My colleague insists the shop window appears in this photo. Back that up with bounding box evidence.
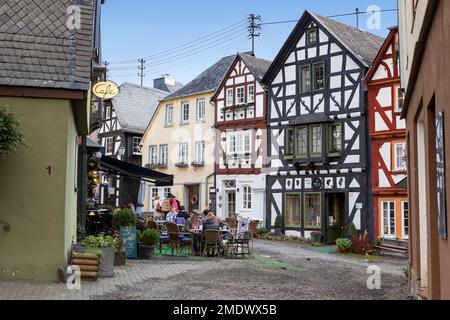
[304,193,321,229]
[285,194,301,227]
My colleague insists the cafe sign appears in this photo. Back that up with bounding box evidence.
[92,81,119,100]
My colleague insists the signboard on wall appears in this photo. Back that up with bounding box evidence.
[436,112,447,239]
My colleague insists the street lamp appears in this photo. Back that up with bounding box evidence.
[118,145,125,160]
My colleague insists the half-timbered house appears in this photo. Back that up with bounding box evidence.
[98,82,170,207]
[211,53,271,222]
[261,11,384,243]
[365,27,408,242]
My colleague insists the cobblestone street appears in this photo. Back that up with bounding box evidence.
[0,240,411,300]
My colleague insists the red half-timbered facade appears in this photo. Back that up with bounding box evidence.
[211,53,271,222]
[365,27,408,241]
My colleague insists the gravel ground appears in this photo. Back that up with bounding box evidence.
[93,240,412,300]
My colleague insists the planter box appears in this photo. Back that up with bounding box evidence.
[139,244,156,259]
[73,244,115,278]
[114,250,127,266]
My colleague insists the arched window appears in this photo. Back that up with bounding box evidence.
[243,185,252,209]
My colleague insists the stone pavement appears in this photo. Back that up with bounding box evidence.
[0,258,218,300]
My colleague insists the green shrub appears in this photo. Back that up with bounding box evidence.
[140,229,160,246]
[0,104,26,155]
[136,229,142,242]
[85,248,104,259]
[336,237,352,250]
[80,234,119,249]
[348,223,358,237]
[256,228,269,236]
[113,208,136,227]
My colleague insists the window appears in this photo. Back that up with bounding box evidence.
[285,194,301,227]
[105,105,112,119]
[165,104,173,125]
[227,131,251,154]
[296,126,308,157]
[306,28,317,45]
[226,88,234,106]
[224,180,236,189]
[395,85,404,112]
[300,65,311,94]
[394,142,406,171]
[132,137,141,155]
[313,62,325,91]
[159,144,168,166]
[243,185,252,209]
[236,86,245,105]
[195,141,205,163]
[150,188,159,210]
[304,193,321,229]
[164,187,171,198]
[196,99,205,121]
[402,201,409,238]
[329,124,343,155]
[179,143,188,164]
[181,102,189,123]
[310,125,322,156]
[247,84,255,103]
[148,145,157,165]
[105,137,114,155]
[285,128,295,156]
[382,201,396,237]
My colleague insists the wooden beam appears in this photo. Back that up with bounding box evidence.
[0,85,87,100]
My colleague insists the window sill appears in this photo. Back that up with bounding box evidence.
[328,152,342,158]
[191,162,205,167]
[164,124,173,128]
[175,163,189,168]
[195,119,206,123]
[179,122,190,126]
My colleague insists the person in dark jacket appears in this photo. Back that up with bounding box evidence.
[176,206,190,220]
[203,212,220,231]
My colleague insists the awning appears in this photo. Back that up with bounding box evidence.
[99,156,173,186]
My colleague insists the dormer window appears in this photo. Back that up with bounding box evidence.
[307,28,318,45]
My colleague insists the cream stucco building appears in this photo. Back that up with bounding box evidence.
[141,54,235,214]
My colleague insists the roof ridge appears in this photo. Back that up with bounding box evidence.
[120,82,170,94]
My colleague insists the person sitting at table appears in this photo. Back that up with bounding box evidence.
[203,212,220,231]
[166,206,178,222]
[185,211,202,256]
[177,206,190,220]
[216,216,229,230]
[202,209,211,223]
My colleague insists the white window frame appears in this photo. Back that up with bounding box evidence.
[195,141,205,163]
[382,201,396,238]
[196,99,205,121]
[395,84,404,113]
[179,143,188,164]
[236,86,245,105]
[394,142,406,171]
[226,88,234,107]
[132,137,142,155]
[148,145,157,165]
[402,201,409,239]
[242,185,252,210]
[105,105,112,120]
[247,84,255,103]
[105,137,114,155]
[227,131,251,154]
[181,102,190,124]
[159,144,168,166]
[165,104,173,125]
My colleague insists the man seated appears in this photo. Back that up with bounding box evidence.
[203,212,220,231]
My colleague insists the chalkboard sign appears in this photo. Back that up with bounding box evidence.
[120,226,138,259]
[209,187,216,214]
[436,112,447,239]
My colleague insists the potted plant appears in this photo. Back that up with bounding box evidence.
[336,237,352,253]
[310,231,322,243]
[138,229,160,259]
[75,234,119,277]
[274,214,283,236]
[114,208,138,259]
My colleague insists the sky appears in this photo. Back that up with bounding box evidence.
[101,0,398,87]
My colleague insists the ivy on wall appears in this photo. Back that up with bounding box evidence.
[0,104,26,155]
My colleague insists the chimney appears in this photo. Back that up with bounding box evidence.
[153,74,176,91]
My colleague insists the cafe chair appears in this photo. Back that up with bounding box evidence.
[234,231,253,259]
[166,222,193,256]
[202,230,221,258]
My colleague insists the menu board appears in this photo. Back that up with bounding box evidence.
[120,226,138,259]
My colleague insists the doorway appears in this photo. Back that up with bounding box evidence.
[326,193,345,244]
[226,191,236,217]
[187,184,200,213]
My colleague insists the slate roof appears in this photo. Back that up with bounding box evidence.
[0,0,95,91]
[239,53,272,82]
[158,81,184,94]
[310,12,385,67]
[112,82,169,134]
[163,54,237,101]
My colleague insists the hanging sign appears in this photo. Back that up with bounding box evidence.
[92,81,119,100]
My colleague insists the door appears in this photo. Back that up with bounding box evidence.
[326,193,345,244]
[187,185,200,213]
[381,201,396,238]
[226,191,236,217]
